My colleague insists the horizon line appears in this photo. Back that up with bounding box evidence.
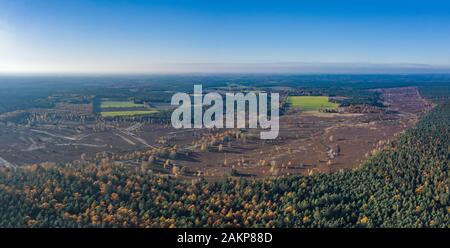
[2,62,450,76]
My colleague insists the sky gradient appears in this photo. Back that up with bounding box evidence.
[1,0,450,74]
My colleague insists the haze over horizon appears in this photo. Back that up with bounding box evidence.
[1,0,450,74]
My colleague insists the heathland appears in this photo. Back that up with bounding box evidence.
[0,74,449,227]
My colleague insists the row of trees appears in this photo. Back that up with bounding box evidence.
[0,102,449,227]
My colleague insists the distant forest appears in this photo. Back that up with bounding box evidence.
[1,74,450,114]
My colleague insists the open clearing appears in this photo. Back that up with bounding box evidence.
[288,96,339,111]
[99,99,158,117]
[0,87,432,181]
[100,110,158,117]
[100,100,144,108]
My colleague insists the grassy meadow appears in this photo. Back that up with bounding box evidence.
[287,96,339,111]
[99,100,158,117]
[100,101,144,108]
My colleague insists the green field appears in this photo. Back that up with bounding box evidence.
[100,100,144,108]
[100,110,158,117]
[287,96,339,111]
[99,100,158,117]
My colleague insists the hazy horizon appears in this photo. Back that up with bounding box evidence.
[2,62,450,76]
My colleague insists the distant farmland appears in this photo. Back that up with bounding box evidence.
[100,101,144,109]
[100,110,158,117]
[99,100,158,117]
[287,96,339,111]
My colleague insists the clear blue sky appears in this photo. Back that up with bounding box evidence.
[1,0,450,73]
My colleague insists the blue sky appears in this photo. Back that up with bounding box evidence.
[1,0,450,73]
